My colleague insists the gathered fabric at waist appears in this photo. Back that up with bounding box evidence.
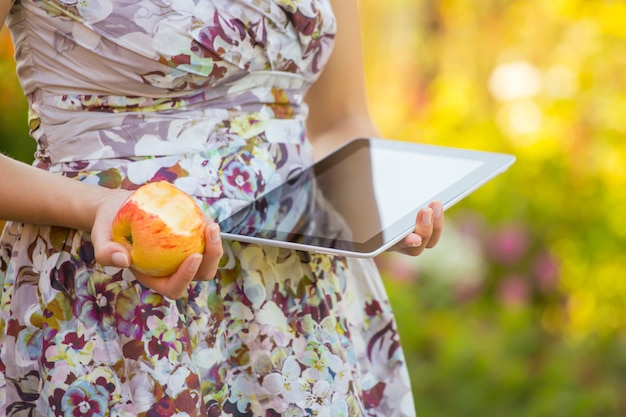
[56,137,315,224]
[29,72,311,167]
[33,106,308,167]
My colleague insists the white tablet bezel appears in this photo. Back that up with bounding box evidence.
[218,138,516,257]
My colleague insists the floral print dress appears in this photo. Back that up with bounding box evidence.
[0,1,416,416]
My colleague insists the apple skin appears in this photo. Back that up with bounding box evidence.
[111,181,206,277]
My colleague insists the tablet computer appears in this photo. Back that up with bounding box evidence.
[218,138,516,257]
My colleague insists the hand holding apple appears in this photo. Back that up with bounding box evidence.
[111,181,207,277]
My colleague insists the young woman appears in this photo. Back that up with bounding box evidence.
[0,0,443,415]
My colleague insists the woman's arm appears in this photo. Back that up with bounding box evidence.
[1,1,13,28]
[0,153,124,231]
[306,0,378,161]
[306,0,444,256]
[1,2,222,298]
[0,154,223,299]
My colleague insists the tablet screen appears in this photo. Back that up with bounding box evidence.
[314,144,483,244]
[219,138,515,256]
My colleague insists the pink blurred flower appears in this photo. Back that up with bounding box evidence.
[487,224,530,265]
[454,279,483,304]
[498,274,530,307]
[456,211,488,241]
[532,250,560,292]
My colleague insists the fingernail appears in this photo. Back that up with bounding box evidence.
[433,203,443,219]
[112,252,130,268]
[421,210,433,226]
[407,236,423,247]
[189,254,202,272]
[210,224,221,242]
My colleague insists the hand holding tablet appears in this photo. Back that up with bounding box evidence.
[219,138,516,257]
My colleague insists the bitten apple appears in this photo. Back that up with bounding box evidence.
[111,181,206,277]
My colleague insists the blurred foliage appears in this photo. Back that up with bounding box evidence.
[2,0,626,414]
[0,26,33,163]
[360,0,626,415]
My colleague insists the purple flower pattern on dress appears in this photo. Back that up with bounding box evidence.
[61,380,109,417]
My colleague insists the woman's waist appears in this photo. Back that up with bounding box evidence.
[54,140,314,222]
[33,104,309,166]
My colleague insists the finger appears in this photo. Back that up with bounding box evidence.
[391,232,424,257]
[390,208,434,257]
[411,207,435,255]
[91,214,131,268]
[402,231,422,248]
[194,222,223,281]
[426,200,444,249]
[133,254,202,300]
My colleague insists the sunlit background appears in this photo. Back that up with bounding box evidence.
[2,1,626,415]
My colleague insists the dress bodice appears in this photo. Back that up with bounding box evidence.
[7,0,336,165]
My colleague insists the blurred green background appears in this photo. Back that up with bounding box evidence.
[2,0,626,415]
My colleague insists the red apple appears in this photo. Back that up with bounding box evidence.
[111,181,206,277]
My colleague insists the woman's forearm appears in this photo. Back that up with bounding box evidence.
[0,153,113,231]
[1,2,13,28]
[308,115,380,161]
[305,0,380,161]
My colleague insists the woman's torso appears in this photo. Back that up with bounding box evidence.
[7,0,336,220]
